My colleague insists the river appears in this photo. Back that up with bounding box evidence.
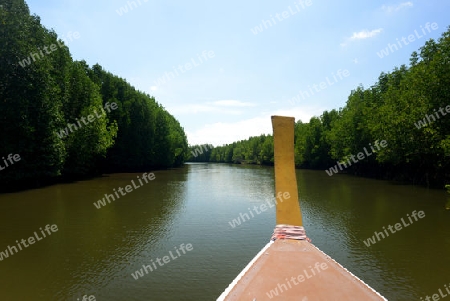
[0,163,449,301]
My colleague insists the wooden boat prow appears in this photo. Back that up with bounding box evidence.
[217,116,387,301]
[218,239,386,300]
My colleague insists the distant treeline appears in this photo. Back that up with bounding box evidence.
[0,0,188,190]
[188,137,273,165]
[188,27,450,187]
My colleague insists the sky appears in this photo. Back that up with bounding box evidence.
[26,0,449,146]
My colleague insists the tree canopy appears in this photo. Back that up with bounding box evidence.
[0,0,188,190]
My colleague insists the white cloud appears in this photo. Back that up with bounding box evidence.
[186,116,271,146]
[270,106,326,122]
[167,100,256,115]
[186,105,326,146]
[382,2,413,13]
[210,100,256,107]
[341,28,383,47]
[350,28,383,40]
[167,103,242,115]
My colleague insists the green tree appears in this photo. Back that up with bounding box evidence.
[0,0,65,186]
[61,61,117,176]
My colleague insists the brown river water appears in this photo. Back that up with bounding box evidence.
[0,163,449,301]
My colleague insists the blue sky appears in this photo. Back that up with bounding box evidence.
[26,0,449,146]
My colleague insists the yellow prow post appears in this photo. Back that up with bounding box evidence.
[271,115,303,226]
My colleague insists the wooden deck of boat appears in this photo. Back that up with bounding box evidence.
[219,239,386,301]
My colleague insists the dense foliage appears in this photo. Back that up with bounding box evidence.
[188,27,450,187]
[189,136,274,165]
[0,0,188,189]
